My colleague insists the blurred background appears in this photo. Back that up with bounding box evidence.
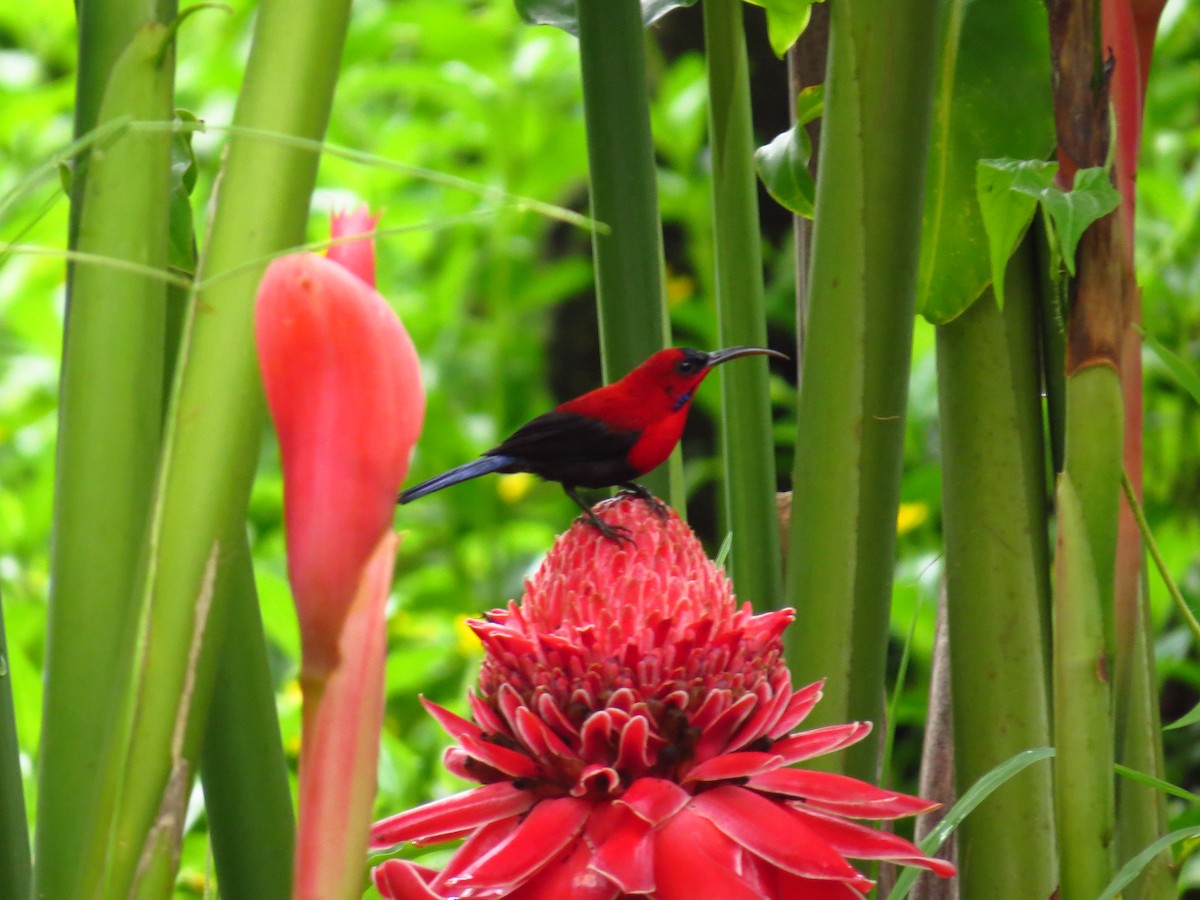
[2,0,1198,892]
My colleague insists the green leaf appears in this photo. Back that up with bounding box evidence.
[891,747,1056,899]
[1138,325,1200,407]
[1163,700,1200,732]
[976,158,1056,309]
[515,0,698,35]
[642,0,699,25]
[1098,827,1200,900]
[754,84,823,218]
[1114,763,1200,804]
[916,0,1054,324]
[742,0,821,57]
[1024,167,1120,276]
[514,0,577,32]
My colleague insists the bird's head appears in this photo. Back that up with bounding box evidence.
[633,346,787,414]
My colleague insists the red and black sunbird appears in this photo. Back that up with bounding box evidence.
[399,346,785,540]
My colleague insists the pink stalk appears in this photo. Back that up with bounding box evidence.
[293,531,396,900]
[256,207,424,899]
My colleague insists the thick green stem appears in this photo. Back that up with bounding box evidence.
[701,0,782,610]
[36,20,174,900]
[785,0,942,777]
[200,537,295,900]
[936,267,1057,896]
[1054,472,1115,900]
[0,593,30,900]
[67,0,163,249]
[93,1,354,895]
[576,0,673,504]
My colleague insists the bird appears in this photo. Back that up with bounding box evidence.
[399,346,786,541]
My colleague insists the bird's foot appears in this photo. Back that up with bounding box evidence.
[579,507,635,545]
[618,483,670,520]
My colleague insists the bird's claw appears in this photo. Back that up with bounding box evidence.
[618,483,670,520]
[580,510,636,545]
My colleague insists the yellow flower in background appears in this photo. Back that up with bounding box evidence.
[897,501,929,535]
[453,613,482,656]
[666,268,695,307]
[497,472,535,504]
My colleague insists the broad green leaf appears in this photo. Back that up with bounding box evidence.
[1022,167,1120,276]
[515,0,697,35]
[917,0,1054,324]
[1139,325,1200,406]
[754,85,824,218]
[742,0,821,57]
[976,158,1056,309]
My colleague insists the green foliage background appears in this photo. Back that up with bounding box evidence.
[2,0,1199,893]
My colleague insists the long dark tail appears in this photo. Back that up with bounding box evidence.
[399,455,517,503]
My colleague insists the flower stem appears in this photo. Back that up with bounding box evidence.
[701,0,782,610]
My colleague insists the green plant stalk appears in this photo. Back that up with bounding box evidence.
[200,536,295,900]
[935,270,1057,894]
[35,22,174,900]
[1063,365,1122,644]
[94,0,355,894]
[1054,472,1115,899]
[576,0,673,505]
[701,0,782,610]
[67,0,167,249]
[0,592,30,900]
[1113,569,1173,898]
[784,0,942,777]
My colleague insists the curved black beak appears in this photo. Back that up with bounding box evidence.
[703,346,789,368]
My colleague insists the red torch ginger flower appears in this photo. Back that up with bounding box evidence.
[371,496,954,899]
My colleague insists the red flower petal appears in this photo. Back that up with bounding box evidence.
[768,680,825,738]
[725,671,791,751]
[586,802,656,894]
[460,733,539,780]
[430,818,522,893]
[770,722,872,765]
[420,696,485,744]
[370,782,533,850]
[373,859,441,899]
[690,785,867,885]
[774,868,868,900]
[256,248,423,676]
[508,838,618,900]
[684,751,786,783]
[691,692,757,763]
[447,797,590,895]
[791,806,957,877]
[652,807,766,900]
[617,777,689,826]
[328,205,380,286]
[748,769,939,819]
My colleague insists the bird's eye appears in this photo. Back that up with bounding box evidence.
[676,358,701,375]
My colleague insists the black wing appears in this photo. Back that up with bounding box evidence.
[488,410,638,464]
